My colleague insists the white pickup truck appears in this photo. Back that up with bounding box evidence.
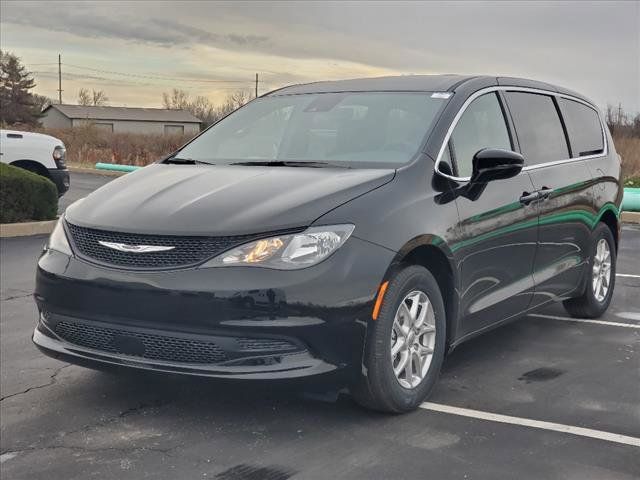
[0,129,70,196]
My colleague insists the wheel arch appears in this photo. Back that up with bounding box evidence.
[387,235,459,350]
[10,159,52,179]
[596,204,620,252]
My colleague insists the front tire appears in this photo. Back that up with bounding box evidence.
[563,223,616,318]
[351,265,446,413]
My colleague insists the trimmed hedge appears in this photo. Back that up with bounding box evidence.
[0,163,58,223]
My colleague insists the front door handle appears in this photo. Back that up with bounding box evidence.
[537,187,553,200]
[519,191,540,205]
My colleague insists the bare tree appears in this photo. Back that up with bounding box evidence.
[228,90,249,109]
[92,90,108,106]
[160,89,251,128]
[190,95,216,126]
[215,90,251,121]
[33,93,52,112]
[78,88,108,106]
[78,88,91,106]
[606,103,640,138]
[162,88,190,110]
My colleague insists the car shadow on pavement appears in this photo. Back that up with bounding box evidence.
[35,313,564,422]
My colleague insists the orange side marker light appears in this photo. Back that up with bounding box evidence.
[372,281,389,320]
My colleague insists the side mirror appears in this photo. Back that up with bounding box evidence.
[470,148,524,184]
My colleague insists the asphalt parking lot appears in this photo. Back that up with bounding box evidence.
[1,172,639,479]
[58,171,114,213]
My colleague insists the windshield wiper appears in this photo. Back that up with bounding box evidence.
[230,160,349,168]
[163,157,213,165]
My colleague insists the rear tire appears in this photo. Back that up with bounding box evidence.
[351,265,446,413]
[563,223,616,318]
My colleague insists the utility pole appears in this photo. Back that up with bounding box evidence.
[255,73,259,98]
[57,54,63,104]
[617,102,622,125]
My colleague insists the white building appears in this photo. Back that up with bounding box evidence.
[41,104,201,135]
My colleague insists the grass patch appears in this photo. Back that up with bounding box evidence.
[624,177,640,188]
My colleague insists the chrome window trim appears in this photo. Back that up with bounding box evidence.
[434,86,608,182]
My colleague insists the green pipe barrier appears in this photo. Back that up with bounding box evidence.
[623,188,640,212]
[95,162,141,173]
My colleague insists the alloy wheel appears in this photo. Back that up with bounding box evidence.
[592,238,612,302]
[390,290,436,389]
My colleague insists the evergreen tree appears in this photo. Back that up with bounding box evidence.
[0,51,42,126]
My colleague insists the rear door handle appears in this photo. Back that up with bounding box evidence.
[519,191,540,205]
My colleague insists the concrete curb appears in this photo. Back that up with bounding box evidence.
[68,166,126,177]
[1,219,57,238]
[621,211,640,224]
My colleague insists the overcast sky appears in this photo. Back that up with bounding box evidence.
[1,0,638,113]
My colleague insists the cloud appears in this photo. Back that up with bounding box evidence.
[3,3,177,46]
[2,2,269,50]
[1,1,637,112]
[148,19,269,48]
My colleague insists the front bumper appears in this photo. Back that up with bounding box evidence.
[34,236,394,380]
[48,168,70,196]
[33,319,334,379]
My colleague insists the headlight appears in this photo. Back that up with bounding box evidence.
[201,224,354,270]
[47,217,72,256]
[52,146,66,168]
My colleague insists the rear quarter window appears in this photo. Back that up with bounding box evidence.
[557,98,604,157]
[505,92,569,166]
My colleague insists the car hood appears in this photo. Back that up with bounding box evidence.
[66,164,395,235]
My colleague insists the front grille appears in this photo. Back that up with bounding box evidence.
[66,222,287,270]
[54,321,228,364]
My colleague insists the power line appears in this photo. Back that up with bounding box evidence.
[33,71,155,86]
[29,55,269,102]
[28,61,266,86]
[63,63,261,84]
[32,70,258,90]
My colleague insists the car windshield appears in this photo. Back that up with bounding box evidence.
[176,92,449,168]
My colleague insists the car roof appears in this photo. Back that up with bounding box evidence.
[264,74,595,106]
[265,75,477,95]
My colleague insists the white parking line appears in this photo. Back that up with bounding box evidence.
[617,273,640,278]
[528,313,640,329]
[420,402,640,447]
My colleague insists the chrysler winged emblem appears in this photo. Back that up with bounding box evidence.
[98,241,175,253]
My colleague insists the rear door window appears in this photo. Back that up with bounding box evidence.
[557,98,604,157]
[505,92,569,166]
[450,92,512,177]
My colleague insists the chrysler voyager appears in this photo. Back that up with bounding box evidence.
[34,75,622,412]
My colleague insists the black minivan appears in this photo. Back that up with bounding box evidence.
[34,75,622,412]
